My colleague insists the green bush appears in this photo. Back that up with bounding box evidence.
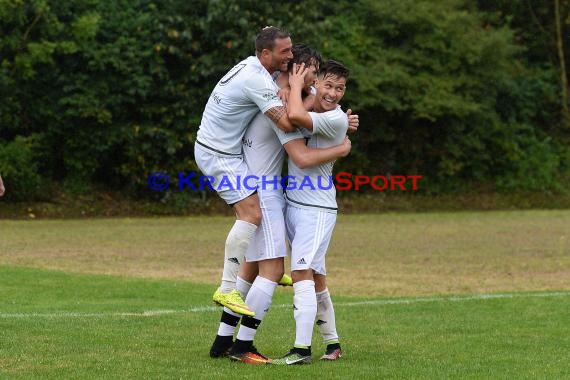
[0,136,44,201]
[0,0,567,203]
[496,132,562,192]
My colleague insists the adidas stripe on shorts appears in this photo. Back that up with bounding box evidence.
[285,204,337,275]
[244,189,288,262]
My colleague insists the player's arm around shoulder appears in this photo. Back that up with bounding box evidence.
[243,70,296,133]
[286,63,313,131]
[283,137,351,169]
[265,106,295,133]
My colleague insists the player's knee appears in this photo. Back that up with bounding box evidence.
[272,266,285,282]
[259,259,284,282]
[239,261,259,283]
[249,208,262,225]
[234,198,262,225]
[291,269,313,283]
[239,208,261,225]
[314,274,327,292]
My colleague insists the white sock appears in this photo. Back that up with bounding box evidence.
[293,280,317,348]
[236,276,253,299]
[220,220,257,292]
[316,288,339,344]
[216,277,253,336]
[236,276,277,342]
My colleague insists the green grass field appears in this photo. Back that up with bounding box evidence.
[1,211,569,378]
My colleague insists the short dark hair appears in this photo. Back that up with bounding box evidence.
[319,59,350,80]
[287,43,322,73]
[255,26,290,53]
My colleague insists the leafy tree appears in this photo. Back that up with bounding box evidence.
[0,0,567,203]
[309,0,563,192]
[477,0,570,133]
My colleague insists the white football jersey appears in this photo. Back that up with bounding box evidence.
[243,112,303,187]
[196,56,283,155]
[285,106,348,212]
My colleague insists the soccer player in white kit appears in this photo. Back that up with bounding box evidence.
[271,60,351,365]
[209,44,353,363]
[194,27,297,317]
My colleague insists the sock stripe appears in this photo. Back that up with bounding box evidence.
[240,316,261,329]
[220,310,240,326]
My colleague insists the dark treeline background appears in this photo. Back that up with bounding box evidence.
[1,0,569,203]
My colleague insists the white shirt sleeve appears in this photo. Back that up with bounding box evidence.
[309,108,348,139]
[271,122,304,145]
[243,74,283,113]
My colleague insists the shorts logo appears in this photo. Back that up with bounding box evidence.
[296,258,306,265]
[316,319,327,326]
[228,257,240,264]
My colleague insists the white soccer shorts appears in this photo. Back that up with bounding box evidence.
[194,143,258,205]
[245,189,288,262]
[285,204,337,275]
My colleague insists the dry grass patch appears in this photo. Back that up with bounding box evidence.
[1,210,569,296]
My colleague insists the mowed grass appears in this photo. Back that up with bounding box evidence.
[1,211,570,378]
[1,267,569,379]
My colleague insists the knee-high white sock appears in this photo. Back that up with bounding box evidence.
[236,276,277,342]
[216,277,253,336]
[236,276,253,301]
[316,288,339,344]
[220,220,257,292]
[293,280,317,348]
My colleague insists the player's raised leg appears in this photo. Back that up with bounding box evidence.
[209,276,254,357]
[212,193,261,317]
